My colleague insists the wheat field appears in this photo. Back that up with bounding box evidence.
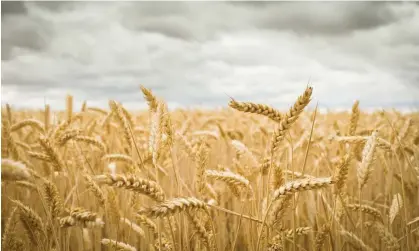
[1,86,418,251]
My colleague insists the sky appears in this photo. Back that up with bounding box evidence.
[1,1,419,111]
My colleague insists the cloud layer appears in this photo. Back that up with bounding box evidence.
[2,1,419,111]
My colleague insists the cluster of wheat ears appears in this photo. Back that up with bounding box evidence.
[1,85,418,251]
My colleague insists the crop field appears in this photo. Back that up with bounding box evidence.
[1,86,418,251]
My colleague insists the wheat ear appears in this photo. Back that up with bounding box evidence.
[195,143,209,195]
[1,207,19,249]
[2,119,20,160]
[15,181,37,191]
[187,212,212,249]
[269,195,292,226]
[109,100,134,150]
[43,180,63,219]
[229,99,282,123]
[347,204,383,222]
[271,86,313,153]
[83,174,106,207]
[140,85,159,112]
[272,177,334,201]
[1,159,31,181]
[44,104,50,131]
[56,128,83,146]
[271,163,284,191]
[282,227,311,238]
[74,135,107,153]
[205,169,252,196]
[149,101,163,165]
[87,106,108,115]
[94,174,165,201]
[176,132,196,160]
[28,151,51,161]
[348,100,360,136]
[101,238,137,251]
[364,221,400,250]
[159,101,174,147]
[334,154,351,194]
[340,230,372,251]
[137,197,208,218]
[119,104,135,129]
[389,193,403,225]
[136,214,157,236]
[102,153,134,164]
[268,227,311,249]
[66,94,73,122]
[15,140,32,151]
[39,136,65,171]
[60,207,104,228]
[120,217,145,238]
[11,200,46,245]
[11,119,45,133]
[283,170,316,179]
[357,131,377,189]
[315,224,330,251]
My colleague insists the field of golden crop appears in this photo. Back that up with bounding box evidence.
[1,86,418,251]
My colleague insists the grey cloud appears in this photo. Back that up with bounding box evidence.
[119,2,231,41]
[121,2,189,17]
[1,1,418,110]
[1,1,27,18]
[251,2,409,35]
[1,2,53,60]
[1,24,51,60]
[126,16,204,41]
[32,1,76,12]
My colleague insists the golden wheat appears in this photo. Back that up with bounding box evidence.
[1,85,417,251]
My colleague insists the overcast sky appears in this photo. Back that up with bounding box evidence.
[2,1,419,111]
